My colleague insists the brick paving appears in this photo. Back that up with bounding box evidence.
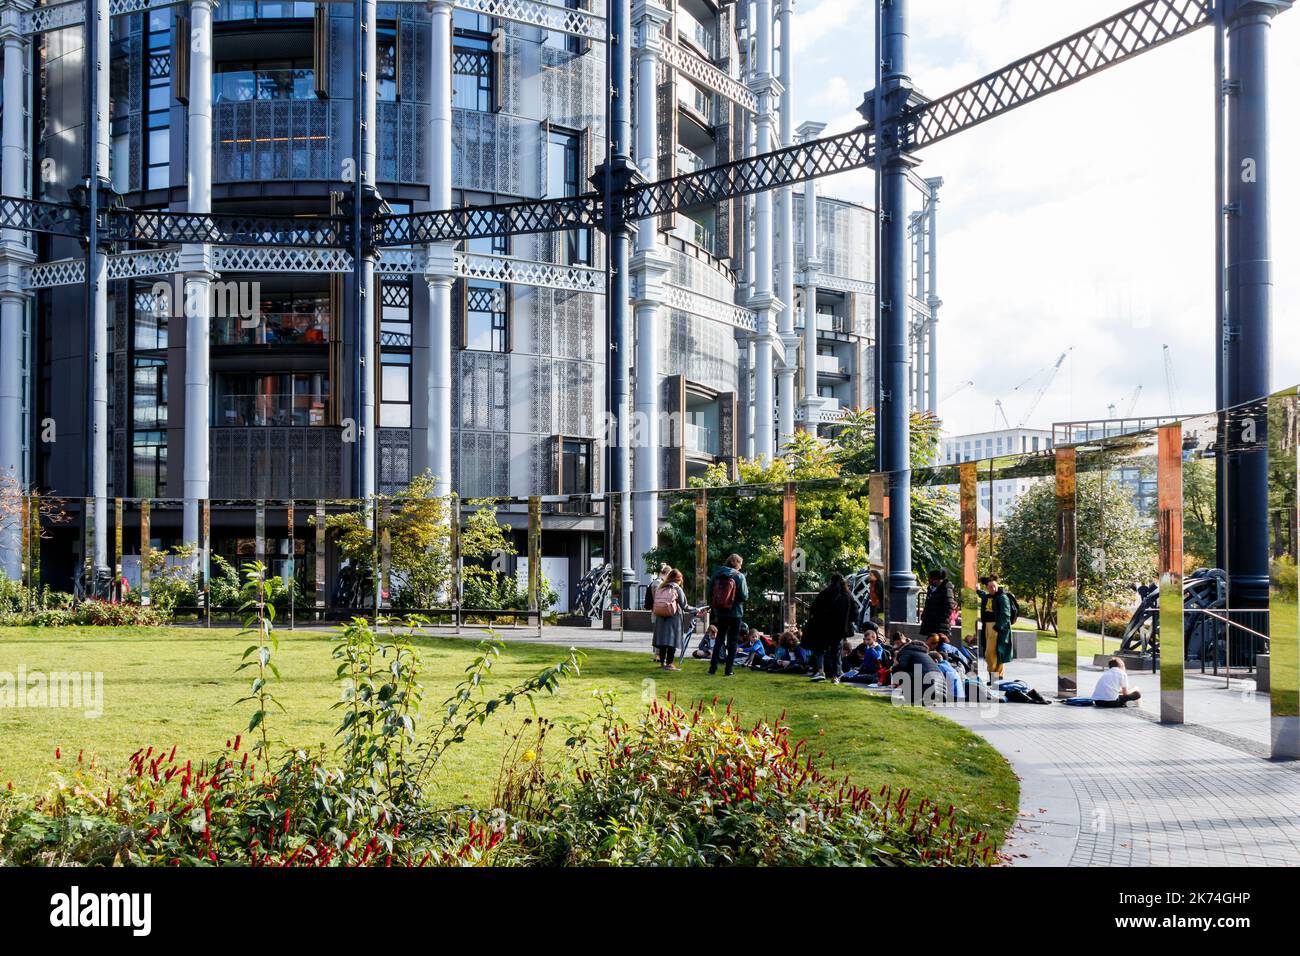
[942,655,1300,866]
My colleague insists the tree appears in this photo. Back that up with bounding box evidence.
[319,471,516,609]
[644,410,959,601]
[1182,458,1217,568]
[998,471,1156,633]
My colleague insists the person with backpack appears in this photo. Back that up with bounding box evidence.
[985,575,1017,680]
[707,554,750,677]
[651,568,697,670]
[919,568,957,641]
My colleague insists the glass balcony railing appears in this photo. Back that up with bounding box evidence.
[214,392,328,428]
[684,422,716,456]
[212,312,330,347]
[816,355,843,375]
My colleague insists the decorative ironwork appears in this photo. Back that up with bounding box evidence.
[112,209,348,247]
[657,39,757,114]
[108,248,182,281]
[908,0,1213,149]
[663,282,756,332]
[451,0,606,41]
[459,252,604,294]
[625,126,876,220]
[213,245,354,274]
[22,257,84,290]
[0,196,82,237]
[377,196,601,246]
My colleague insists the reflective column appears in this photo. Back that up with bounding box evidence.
[1056,446,1078,696]
[1268,387,1299,758]
[1157,422,1185,723]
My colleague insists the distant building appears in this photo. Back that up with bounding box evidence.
[939,427,1055,525]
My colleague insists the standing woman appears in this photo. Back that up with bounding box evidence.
[807,573,857,684]
[651,568,697,670]
[866,569,884,626]
[919,568,956,640]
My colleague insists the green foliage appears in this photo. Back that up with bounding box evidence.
[646,409,958,597]
[519,696,996,866]
[209,554,301,613]
[1183,458,1217,566]
[234,561,282,768]
[998,471,1156,632]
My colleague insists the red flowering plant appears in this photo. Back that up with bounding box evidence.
[525,694,997,867]
[0,595,582,866]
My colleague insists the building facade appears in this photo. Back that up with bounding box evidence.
[0,0,935,606]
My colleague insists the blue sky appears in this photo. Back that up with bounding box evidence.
[787,0,1299,436]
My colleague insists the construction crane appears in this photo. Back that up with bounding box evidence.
[1122,384,1142,417]
[1162,345,1181,415]
[942,379,974,402]
[999,349,1070,429]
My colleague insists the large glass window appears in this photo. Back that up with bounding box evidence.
[380,355,412,428]
[146,12,171,190]
[133,430,167,497]
[213,372,329,426]
[378,26,398,102]
[214,59,316,102]
[211,283,330,346]
[546,129,591,265]
[452,30,494,111]
[463,280,508,352]
[561,438,592,494]
[133,358,168,430]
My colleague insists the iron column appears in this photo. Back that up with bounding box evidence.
[1223,0,1290,631]
[775,0,797,450]
[0,2,32,580]
[602,0,636,593]
[924,176,941,417]
[630,0,671,578]
[86,0,110,574]
[182,0,215,553]
[797,120,825,425]
[872,0,918,622]
[425,0,455,499]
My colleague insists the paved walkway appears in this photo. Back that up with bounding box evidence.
[941,655,1300,866]
[415,623,1300,865]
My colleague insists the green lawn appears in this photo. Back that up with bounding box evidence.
[0,625,1018,845]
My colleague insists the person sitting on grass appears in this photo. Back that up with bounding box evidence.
[736,625,768,668]
[692,624,718,659]
[1091,657,1142,708]
[766,630,811,673]
[842,630,886,682]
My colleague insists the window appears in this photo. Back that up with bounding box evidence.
[213,372,328,426]
[561,439,592,494]
[544,0,589,56]
[377,26,398,102]
[380,354,412,427]
[133,358,168,429]
[452,30,494,112]
[214,59,316,102]
[133,430,167,497]
[463,280,508,352]
[146,12,172,190]
[547,129,590,264]
[380,279,412,347]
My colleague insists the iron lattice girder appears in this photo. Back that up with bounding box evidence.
[624,126,876,221]
[0,196,83,237]
[377,195,601,245]
[908,0,1213,148]
[110,209,350,247]
[3,0,1223,247]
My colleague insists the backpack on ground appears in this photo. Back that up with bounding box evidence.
[652,585,680,618]
[710,573,737,612]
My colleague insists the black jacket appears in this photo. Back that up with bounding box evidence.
[919,579,956,634]
[804,585,855,652]
[891,642,941,678]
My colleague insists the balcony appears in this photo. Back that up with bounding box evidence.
[684,422,716,457]
[214,0,314,21]
[214,391,328,428]
[214,99,332,183]
[816,355,843,375]
[210,427,345,498]
[212,312,330,347]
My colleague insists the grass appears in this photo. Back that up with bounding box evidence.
[0,624,1018,845]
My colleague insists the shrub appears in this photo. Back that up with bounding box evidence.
[1077,605,1133,638]
[75,600,168,628]
[518,695,996,867]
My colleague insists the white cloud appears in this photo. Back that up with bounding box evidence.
[789,0,1300,435]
